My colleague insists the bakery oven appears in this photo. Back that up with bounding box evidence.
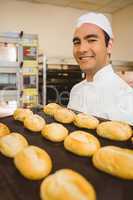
[46,65,82,106]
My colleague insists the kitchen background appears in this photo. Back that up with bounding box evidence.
[0,0,133,108]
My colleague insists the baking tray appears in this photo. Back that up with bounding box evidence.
[0,107,133,200]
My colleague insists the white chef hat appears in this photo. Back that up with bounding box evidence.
[76,12,113,38]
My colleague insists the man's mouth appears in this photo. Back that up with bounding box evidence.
[79,56,94,60]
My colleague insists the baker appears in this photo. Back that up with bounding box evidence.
[68,12,133,124]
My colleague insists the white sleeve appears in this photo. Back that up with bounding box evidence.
[67,87,78,109]
[107,90,133,124]
[67,86,83,112]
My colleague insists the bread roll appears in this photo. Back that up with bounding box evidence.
[14,145,52,180]
[43,103,61,116]
[0,123,10,137]
[73,113,99,129]
[41,123,68,142]
[64,131,100,156]
[24,114,45,132]
[40,169,96,200]
[92,146,133,180]
[96,121,132,141]
[13,108,33,122]
[54,108,75,124]
[0,132,28,158]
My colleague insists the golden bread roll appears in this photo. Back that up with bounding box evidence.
[73,113,99,129]
[24,114,45,132]
[43,103,61,116]
[92,146,133,180]
[0,132,28,158]
[41,122,68,142]
[0,123,10,137]
[64,131,100,156]
[40,169,96,200]
[54,108,75,124]
[96,121,132,141]
[14,145,52,180]
[13,108,33,122]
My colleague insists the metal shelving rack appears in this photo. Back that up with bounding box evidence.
[0,31,39,108]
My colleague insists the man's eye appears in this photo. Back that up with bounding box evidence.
[87,39,97,42]
[73,40,80,45]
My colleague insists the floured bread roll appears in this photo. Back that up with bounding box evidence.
[14,145,52,180]
[73,113,99,129]
[13,108,33,122]
[40,169,96,200]
[24,114,45,132]
[92,146,133,180]
[64,131,100,156]
[0,132,28,158]
[41,123,68,142]
[54,108,75,124]
[0,123,10,137]
[43,103,61,116]
[96,121,132,141]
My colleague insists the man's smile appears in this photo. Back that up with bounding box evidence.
[79,55,94,61]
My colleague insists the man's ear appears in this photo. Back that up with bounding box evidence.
[107,38,113,54]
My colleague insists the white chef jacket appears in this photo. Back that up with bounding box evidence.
[68,64,133,124]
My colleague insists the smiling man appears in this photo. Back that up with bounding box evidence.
[68,12,133,124]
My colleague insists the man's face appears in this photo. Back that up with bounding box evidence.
[73,23,112,74]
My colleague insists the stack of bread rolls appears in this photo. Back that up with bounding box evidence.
[2,102,132,200]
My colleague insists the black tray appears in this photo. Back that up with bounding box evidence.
[0,107,133,200]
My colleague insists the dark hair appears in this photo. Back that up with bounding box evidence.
[103,31,110,47]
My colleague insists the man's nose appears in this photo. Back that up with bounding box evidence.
[79,41,89,52]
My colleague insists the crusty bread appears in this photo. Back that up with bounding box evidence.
[14,145,52,180]
[64,131,100,156]
[0,123,10,137]
[73,113,99,129]
[24,114,46,132]
[54,108,75,124]
[41,122,68,142]
[0,132,28,158]
[96,121,132,141]
[13,108,33,122]
[40,169,96,200]
[92,146,133,180]
[43,103,61,116]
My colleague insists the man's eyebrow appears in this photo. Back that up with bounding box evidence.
[72,34,98,43]
[84,34,98,40]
